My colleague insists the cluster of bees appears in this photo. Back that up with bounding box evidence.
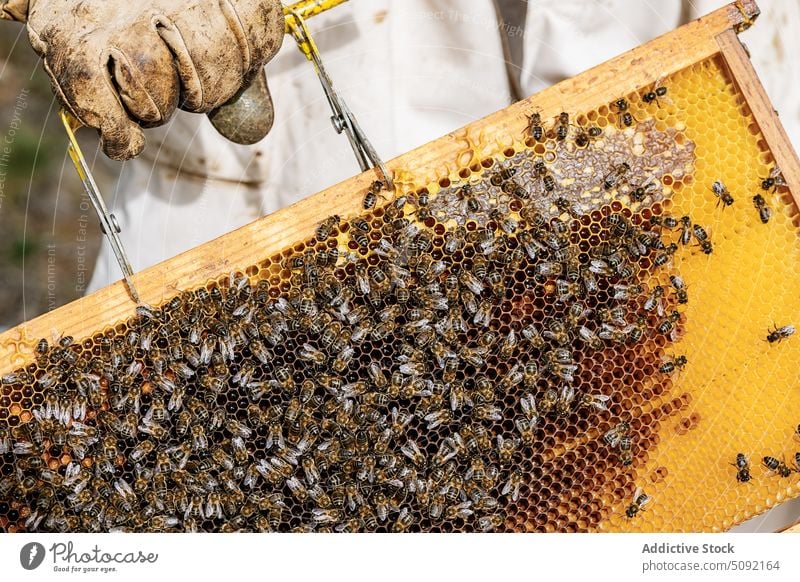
[0,81,795,532]
[731,424,800,484]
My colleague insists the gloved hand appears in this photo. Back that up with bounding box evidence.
[1,0,284,160]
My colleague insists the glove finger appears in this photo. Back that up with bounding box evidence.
[41,44,146,160]
[219,0,284,77]
[154,7,246,113]
[107,25,180,128]
[155,0,284,113]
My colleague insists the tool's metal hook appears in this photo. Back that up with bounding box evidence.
[286,9,394,191]
[60,109,140,304]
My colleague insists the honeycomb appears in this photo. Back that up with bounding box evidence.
[1,53,799,533]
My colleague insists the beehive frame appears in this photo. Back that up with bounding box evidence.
[2,0,800,532]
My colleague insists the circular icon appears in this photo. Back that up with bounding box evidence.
[20,542,46,570]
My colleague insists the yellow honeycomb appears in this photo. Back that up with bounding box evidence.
[0,53,799,533]
[601,55,800,533]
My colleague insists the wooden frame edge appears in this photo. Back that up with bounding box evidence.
[715,29,800,207]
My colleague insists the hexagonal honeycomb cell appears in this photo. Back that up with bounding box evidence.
[1,52,799,533]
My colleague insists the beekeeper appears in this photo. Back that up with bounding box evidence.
[2,0,795,291]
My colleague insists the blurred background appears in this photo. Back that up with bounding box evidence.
[0,28,110,329]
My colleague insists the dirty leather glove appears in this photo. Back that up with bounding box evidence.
[1,0,284,160]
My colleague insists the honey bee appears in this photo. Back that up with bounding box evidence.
[129,439,155,463]
[533,159,556,192]
[554,111,570,141]
[664,215,692,240]
[316,215,341,241]
[495,329,517,358]
[642,285,664,314]
[760,166,786,192]
[489,165,518,188]
[477,514,504,532]
[517,362,539,391]
[659,355,687,374]
[611,283,644,301]
[491,434,516,465]
[0,428,11,455]
[657,310,681,335]
[350,228,369,248]
[653,242,678,267]
[690,223,713,254]
[732,453,751,483]
[766,324,795,344]
[595,324,625,344]
[34,337,50,361]
[490,209,519,234]
[273,366,295,391]
[553,385,576,418]
[604,421,631,448]
[659,278,683,308]
[572,324,602,350]
[520,323,545,351]
[626,487,652,518]
[400,440,426,467]
[612,98,634,127]
[514,231,541,261]
[520,206,547,228]
[457,183,481,213]
[191,424,208,452]
[711,180,734,208]
[629,177,659,204]
[363,180,385,210]
[533,260,562,279]
[473,300,493,328]
[500,364,524,390]
[649,214,679,230]
[574,125,602,148]
[554,197,582,219]
[543,320,570,346]
[525,110,545,142]
[603,162,631,190]
[459,270,484,297]
[392,508,414,532]
[544,356,579,385]
[642,80,668,107]
[443,501,473,520]
[311,507,342,525]
[606,213,633,239]
[298,342,326,366]
[762,456,793,477]
[752,194,772,224]
[443,227,466,254]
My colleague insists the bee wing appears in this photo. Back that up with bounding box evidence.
[578,326,595,343]
[641,175,657,188]
[520,392,536,416]
[592,394,611,410]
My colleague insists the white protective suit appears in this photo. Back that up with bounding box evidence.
[85,0,800,530]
